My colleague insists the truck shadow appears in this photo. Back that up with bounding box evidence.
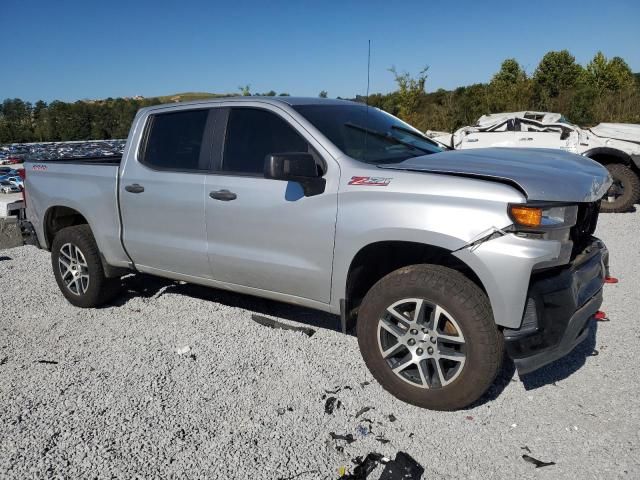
[110,273,343,333]
[111,273,600,404]
[467,322,599,408]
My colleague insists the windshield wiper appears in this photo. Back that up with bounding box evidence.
[344,123,433,155]
[390,125,441,148]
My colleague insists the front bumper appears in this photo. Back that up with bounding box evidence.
[504,237,607,375]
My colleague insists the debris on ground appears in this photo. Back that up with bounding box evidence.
[356,425,371,437]
[330,432,356,444]
[378,452,424,479]
[0,356,7,366]
[465,415,474,421]
[388,414,397,422]
[251,314,316,337]
[325,397,342,414]
[375,435,390,444]
[355,406,373,418]
[360,381,370,387]
[175,346,190,355]
[522,454,556,468]
[521,446,531,453]
[338,452,386,479]
[34,360,58,365]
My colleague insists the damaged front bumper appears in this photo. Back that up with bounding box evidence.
[504,238,608,375]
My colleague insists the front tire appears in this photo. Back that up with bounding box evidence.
[357,264,503,411]
[600,163,640,213]
[51,225,120,307]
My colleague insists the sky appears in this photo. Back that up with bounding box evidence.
[1,0,639,103]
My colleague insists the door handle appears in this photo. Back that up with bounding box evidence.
[209,189,237,201]
[125,183,145,193]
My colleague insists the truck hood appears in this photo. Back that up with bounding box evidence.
[378,147,612,203]
[590,123,640,144]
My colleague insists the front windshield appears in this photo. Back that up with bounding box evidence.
[293,104,442,164]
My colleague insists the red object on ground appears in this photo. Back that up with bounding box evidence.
[604,276,619,284]
[594,311,609,321]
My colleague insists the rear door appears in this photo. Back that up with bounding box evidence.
[204,105,338,303]
[459,120,517,149]
[119,108,217,278]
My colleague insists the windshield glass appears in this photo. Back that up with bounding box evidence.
[293,104,442,164]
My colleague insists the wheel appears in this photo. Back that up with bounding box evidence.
[356,264,503,411]
[600,163,640,213]
[51,225,121,307]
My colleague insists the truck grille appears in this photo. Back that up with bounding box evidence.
[570,202,600,258]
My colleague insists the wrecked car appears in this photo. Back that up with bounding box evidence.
[427,111,640,212]
[20,98,612,410]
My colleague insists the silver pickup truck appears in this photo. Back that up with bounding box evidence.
[21,97,612,410]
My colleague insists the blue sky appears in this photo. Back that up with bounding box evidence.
[1,0,639,103]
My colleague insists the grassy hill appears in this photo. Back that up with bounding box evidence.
[156,92,238,103]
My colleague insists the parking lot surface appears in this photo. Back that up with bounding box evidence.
[0,211,638,479]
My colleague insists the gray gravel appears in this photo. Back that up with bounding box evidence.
[1,211,639,479]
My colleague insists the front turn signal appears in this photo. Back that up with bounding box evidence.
[509,205,542,227]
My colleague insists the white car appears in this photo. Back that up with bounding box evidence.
[427,112,640,212]
[0,181,20,194]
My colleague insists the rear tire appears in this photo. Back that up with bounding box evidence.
[356,264,503,411]
[51,225,121,307]
[600,163,640,213]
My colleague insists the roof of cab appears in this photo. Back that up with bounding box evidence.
[139,96,357,114]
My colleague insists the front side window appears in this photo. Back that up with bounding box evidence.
[293,104,442,164]
[222,108,310,174]
[141,109,209,171]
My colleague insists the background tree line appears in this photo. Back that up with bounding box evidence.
[1,50,638,144]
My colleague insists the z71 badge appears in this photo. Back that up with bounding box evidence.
[348,176,392,186]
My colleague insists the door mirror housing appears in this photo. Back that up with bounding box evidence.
[264,153,326,197]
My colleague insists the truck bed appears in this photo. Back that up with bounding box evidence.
[24,158,129,267]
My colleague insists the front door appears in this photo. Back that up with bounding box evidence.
[204,106,338,303]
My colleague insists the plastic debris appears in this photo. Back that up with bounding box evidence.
[522,454,555,468]
[465,416,474,421]
[379,451,424,479]
[604,276,619,284]
[175,346,190,355]
[356,425,370,437]
[325,397,342,414]
[34,360,58,364]
[330,432,356,444]
[338,453,386,479]
[375,435,390,444]
[589,349,599,356]
[251,314,315,337]
[355,406,373,418]
[388,414,397,422]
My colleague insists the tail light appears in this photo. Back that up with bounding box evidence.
[17,168,26,206]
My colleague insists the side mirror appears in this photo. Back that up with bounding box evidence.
[264,153,326,197]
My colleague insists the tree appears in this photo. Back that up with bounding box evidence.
[533,50,583,100]
[388,65,429,128]
[238,85,251,96]
[585,52,634,93]
[318,90,328,98]
[488,59,532,112]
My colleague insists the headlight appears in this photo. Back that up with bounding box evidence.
[509,203,578,229]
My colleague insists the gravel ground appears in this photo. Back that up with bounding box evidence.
[1,212,639,479]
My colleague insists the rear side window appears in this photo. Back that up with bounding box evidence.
[141,109,209,171]
[222,108,310,175]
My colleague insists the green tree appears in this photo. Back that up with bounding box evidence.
[388,65,429,128]
[238,85,251,96]
[533,50,583,103]
[318,90,328,98]
[488,59,532,111]
[585,52,634,93]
